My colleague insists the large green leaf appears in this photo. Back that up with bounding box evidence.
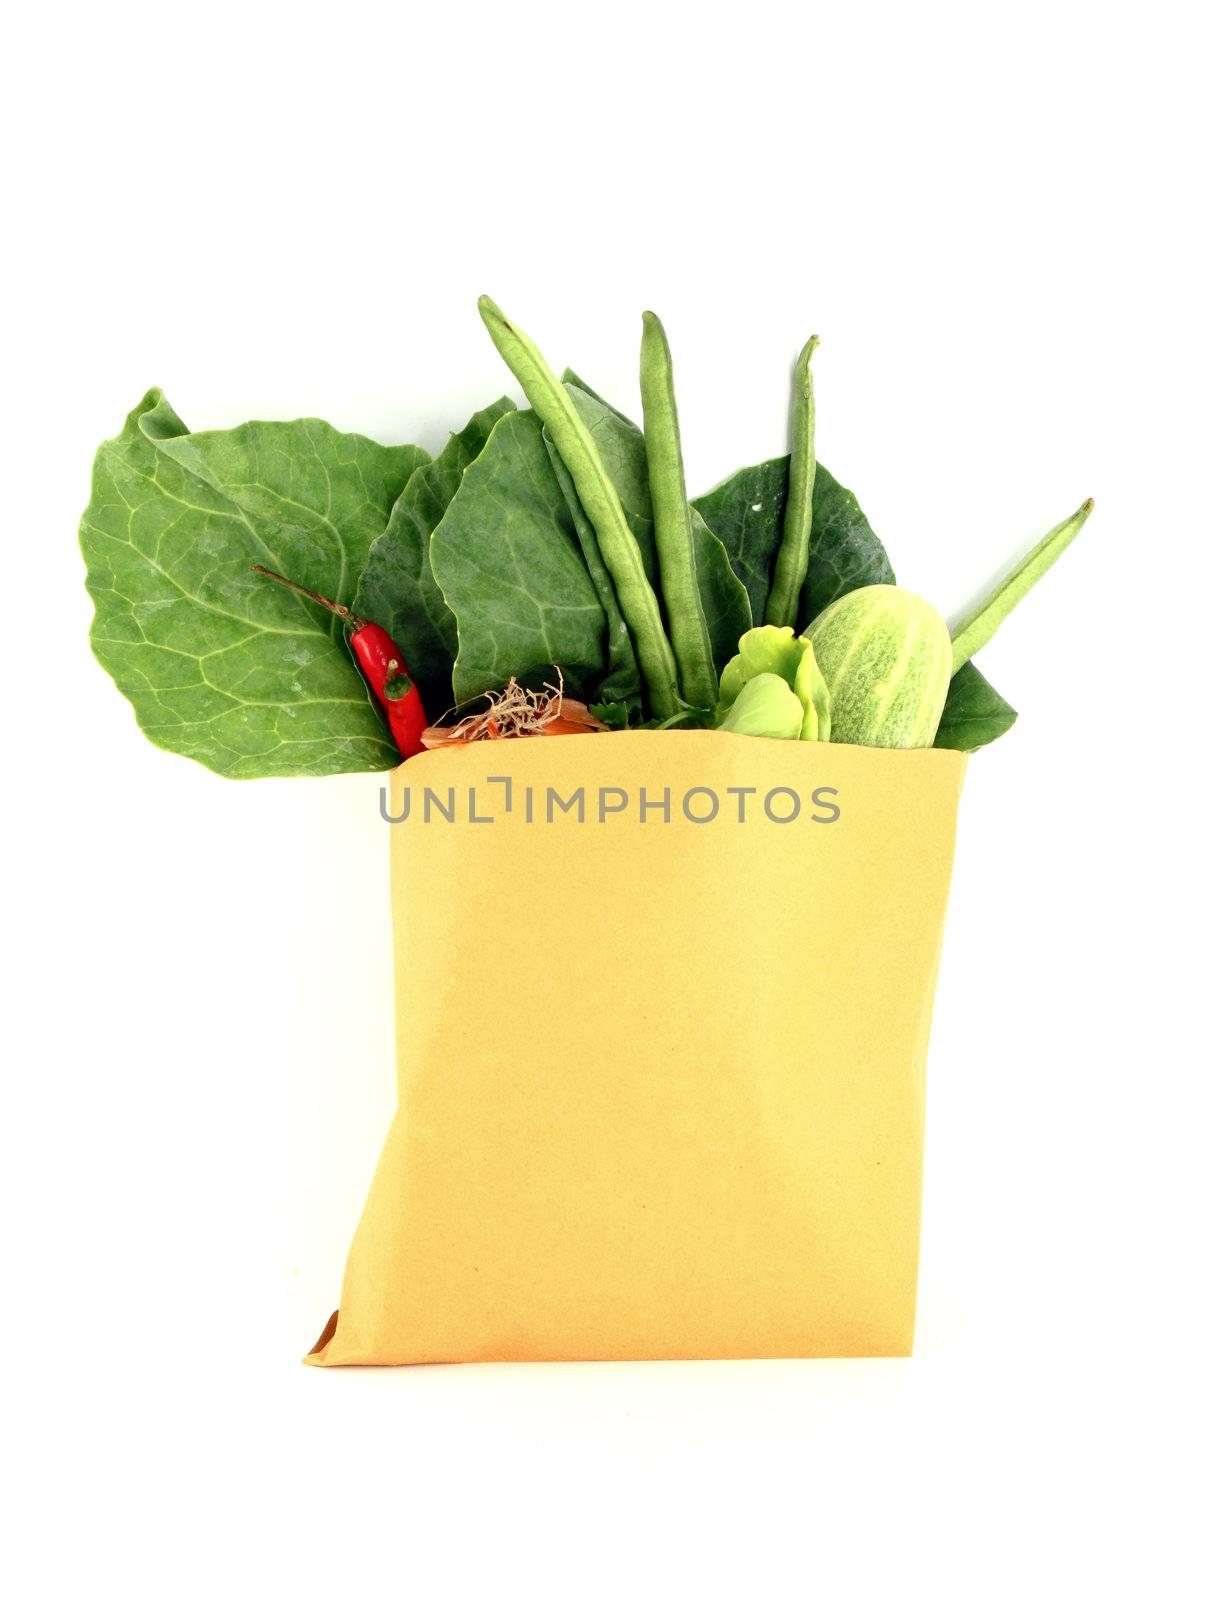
[566,383,651,519]
[429,410,610,704]
[692,510,753,676]
[80,388,428,777]
[798,464,898,628]
[563,385,752,678]
[355,396,514,716]
[691,456,895,626]
[690,456,788,625]
[560,368,639,428]
[934,661,1018,751]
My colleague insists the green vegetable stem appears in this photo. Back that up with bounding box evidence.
[765,336,819,627]
[639,312,717,711]
[949,499,1094,671]
[478,296,680,720]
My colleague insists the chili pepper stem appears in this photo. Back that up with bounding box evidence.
[250,564,366,630]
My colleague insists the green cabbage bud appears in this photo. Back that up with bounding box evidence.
[716,625,832,741]
[716,672,806,739]
[793,639,831,742]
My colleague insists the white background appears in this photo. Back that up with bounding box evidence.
[5,3,1208,1595]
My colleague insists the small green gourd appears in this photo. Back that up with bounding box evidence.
[806,587,952,748]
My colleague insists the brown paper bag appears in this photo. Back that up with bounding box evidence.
[307,730,966,1365]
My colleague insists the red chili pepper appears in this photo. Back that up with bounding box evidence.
[350,623,428,758]
[250,565,428,759]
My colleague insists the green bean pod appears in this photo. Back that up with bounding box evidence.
[477,297,680,720]
[949,499,1094,672]
[765,335,820,627]
[639,312,717,711]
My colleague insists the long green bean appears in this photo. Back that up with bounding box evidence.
[949,499,1094,672]
[765,335,820,628]
[639,312,717,710]
[478,297,680,719]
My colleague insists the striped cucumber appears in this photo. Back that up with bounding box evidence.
[806,586,952,748]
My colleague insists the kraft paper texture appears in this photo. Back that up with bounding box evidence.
[307,730,966,1365]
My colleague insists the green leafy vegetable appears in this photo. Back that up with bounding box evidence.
[80,388,427,777]
[355,397,514,712]
[690,457,786,623]
[691,458,894,628]
[692,512,754,676]
[429,409,611,705]
[717,625,831,741]
[794,641,832,742]
[83,306,1087,772]
[934,661,1017,751]
[587,699,632,730]
[560,369,637,427]
[717,673,805,739]
[728,624,805,688]
[795,464,899,631]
